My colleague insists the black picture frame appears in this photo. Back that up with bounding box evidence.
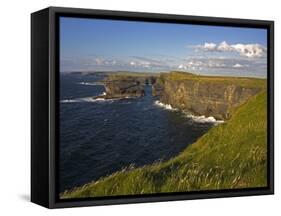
[31,6,274,209]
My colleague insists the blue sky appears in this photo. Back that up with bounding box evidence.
[60,17,267,77]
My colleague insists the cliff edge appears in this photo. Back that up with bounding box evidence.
[156,72,266,120]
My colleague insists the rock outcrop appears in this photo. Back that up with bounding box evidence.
[104,78,145,99]
[98,73,159,99]
[157,72,265,120]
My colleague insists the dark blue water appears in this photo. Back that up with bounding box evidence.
[59,73,214,192]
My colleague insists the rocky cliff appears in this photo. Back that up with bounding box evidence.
[157,72,266,120]
[104,78,145,98]
[101,73,158,99]
[100,71,265,120]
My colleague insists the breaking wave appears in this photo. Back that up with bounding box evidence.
[154,100,224,124]
[61,92,139,104]
[185,114,224,124]
[60,92,110,103]
[77,82,103,86]
[154,100,178,111]
[60,97,106,103]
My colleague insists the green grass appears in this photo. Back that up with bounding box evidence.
[61,91,267,199]
[161,71,267,89]
[106,71,160,80]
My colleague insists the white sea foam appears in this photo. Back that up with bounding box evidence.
[61,92,111,103]
[60,92,138,104]
[185,113,224,124]
[60,97,104,103]
[77,82,103,86]
[154,100,178,111]
[154,100,224,124]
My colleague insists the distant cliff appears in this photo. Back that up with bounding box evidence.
[101,72,158,99]
[104,78,145,98]
[155,72,266,120]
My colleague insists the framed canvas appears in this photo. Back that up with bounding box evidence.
[31,6,274,208]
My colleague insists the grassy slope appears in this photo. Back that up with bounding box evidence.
[61,91,267,198]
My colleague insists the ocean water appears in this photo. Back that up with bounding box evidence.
[59,73,216,192]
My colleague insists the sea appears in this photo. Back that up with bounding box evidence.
[59,72,219,192]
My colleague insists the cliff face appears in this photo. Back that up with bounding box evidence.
[158,72,265,120]
[151,82,163,97]
[101,71,265,120]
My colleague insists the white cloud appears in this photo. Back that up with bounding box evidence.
[202,42,217,51]
[183,59,226,69]
[95,58,104,65]
[179,57,261,72]
[217,41,233,52]
[233,63,244,68]
[178,64,187,70]
[231,43,265,58]
[197,41,266,58]
[129,56,170,69]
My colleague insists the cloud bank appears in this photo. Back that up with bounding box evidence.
[60,40,267,78]
[177,57,257,71]
[197,41,266,58]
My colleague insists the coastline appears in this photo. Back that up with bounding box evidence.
[61,91,267,198]
[59,71,267,197]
